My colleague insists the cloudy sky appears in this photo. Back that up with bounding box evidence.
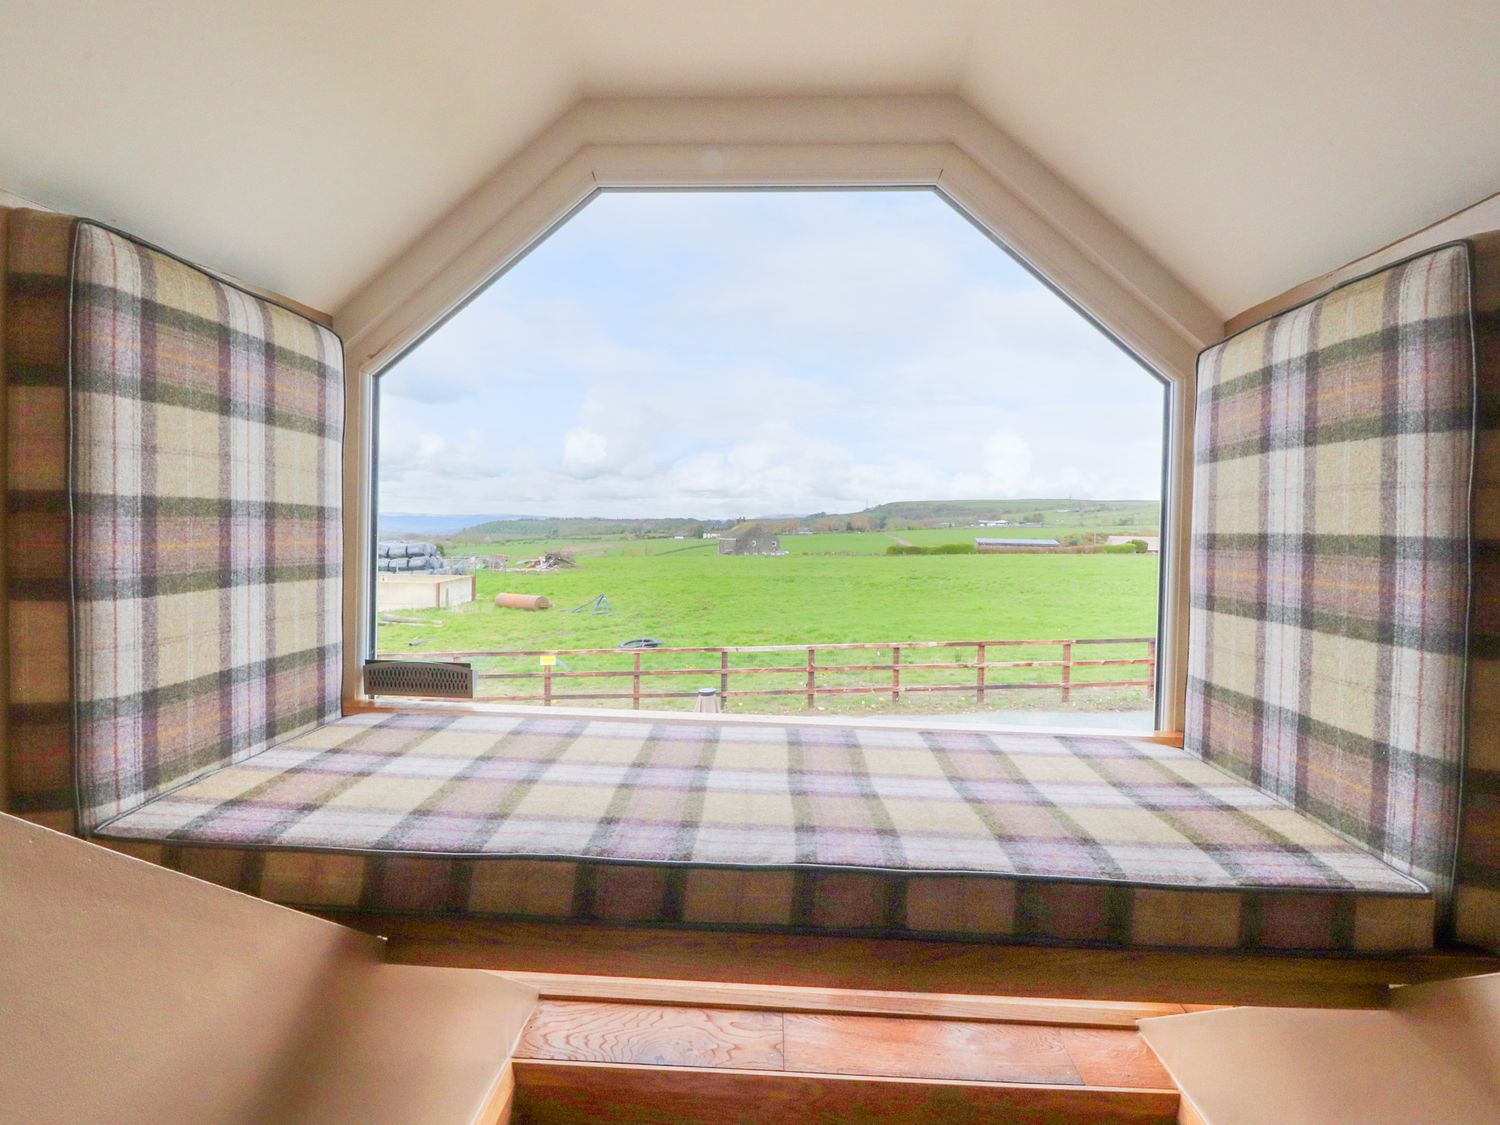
[377,189,1165,519]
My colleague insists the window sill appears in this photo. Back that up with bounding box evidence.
[342,696,1184,747]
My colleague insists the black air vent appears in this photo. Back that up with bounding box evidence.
[364,660,476,699]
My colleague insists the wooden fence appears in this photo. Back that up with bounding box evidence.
[394,637,1157,710]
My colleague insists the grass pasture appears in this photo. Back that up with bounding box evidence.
[377,548,1160,718]
[780,532,895,554]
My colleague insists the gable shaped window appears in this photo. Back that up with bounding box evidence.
[370,189,1167,730]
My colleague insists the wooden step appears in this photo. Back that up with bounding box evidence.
[499,970,1188,1027]
[511,999,1178,1124]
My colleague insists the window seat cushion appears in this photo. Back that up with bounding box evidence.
[3,210,343,835]
[95,711,1434,951]
[1185,242,1477,929]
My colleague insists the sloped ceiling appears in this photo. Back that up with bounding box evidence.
[2,1,1498,319]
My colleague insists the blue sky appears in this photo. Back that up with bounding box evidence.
[378,189,1164,518]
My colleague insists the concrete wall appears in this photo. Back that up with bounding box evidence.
[377,572,477,611]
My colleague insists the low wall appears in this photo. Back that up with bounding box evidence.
[377,574,476,611]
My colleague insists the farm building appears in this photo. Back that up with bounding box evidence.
[975,537,1060,551]
[717,522,783,555]
[976,519,1013,527]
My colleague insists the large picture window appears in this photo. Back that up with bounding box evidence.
[373,189,1166,729]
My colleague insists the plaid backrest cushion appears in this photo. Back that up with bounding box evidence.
[1185,245,1474,908]
[4,211,75,830]
[4,211,343,831]
[1457,231,1500,950]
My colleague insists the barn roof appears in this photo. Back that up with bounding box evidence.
[975,538,1061,548]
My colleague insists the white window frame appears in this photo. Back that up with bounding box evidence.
[335,96,1224,734]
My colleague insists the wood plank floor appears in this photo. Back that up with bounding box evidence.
[521,1002,786,1071]
[783,1012,1086,1085]
[500,970,1188,1027]
[512,998,1177,1124]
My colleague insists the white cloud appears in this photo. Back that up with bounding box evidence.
[376,191,1164,518]
[979,432,1033,491]
[683,228,955,340]
[560,427,612,476]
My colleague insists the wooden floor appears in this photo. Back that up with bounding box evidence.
[500,970,1197,1027]
[511,997,1179,1124]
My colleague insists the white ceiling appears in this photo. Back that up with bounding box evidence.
[3,1,1498,320]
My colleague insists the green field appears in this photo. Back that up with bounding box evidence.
[446,529,1145,559]
[377,547,1159,718]
[780,532,895,554]
[445,535,721,560]
[746,520,1158,558]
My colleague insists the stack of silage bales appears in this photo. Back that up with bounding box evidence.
[376,541,445,573]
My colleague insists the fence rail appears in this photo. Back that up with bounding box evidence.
[382,637,1157,710]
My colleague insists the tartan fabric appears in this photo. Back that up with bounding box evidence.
[1457,231,1500,950]
[96,712,1435,951]
[4,211,75,830]
[1185,244,1474,913]
[3,211,343,831]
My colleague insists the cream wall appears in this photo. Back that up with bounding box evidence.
[1140,973,1500,1124]
[0,813,536,1125]
[1227,188,1500,330]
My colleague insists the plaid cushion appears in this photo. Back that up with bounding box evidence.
[4,211,75,830]
[96,712,1434,951]
[1457,231,1500,950]
[1185,245,1474,917]
[3,211,343,830]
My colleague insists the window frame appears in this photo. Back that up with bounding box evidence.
[336,96,1221,734]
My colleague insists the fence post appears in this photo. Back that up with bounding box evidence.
[543,664,553,707]
[891,645,901,702]
[1061,640,1073,704]
[976,642,986,704]
[720,649,729,700]
[1146,638,1157,702]
[632,652,642,710]
[805,648,816,709]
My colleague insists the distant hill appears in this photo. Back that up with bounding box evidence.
[378,513,536,537]
[452,516,733,542]
[851,498,1157,522]
[788,498,1160,532]
[438,498,1160,543]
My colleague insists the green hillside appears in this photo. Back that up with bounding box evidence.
[432,498,1161,546]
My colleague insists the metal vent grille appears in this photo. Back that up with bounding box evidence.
[364,660,476,699]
